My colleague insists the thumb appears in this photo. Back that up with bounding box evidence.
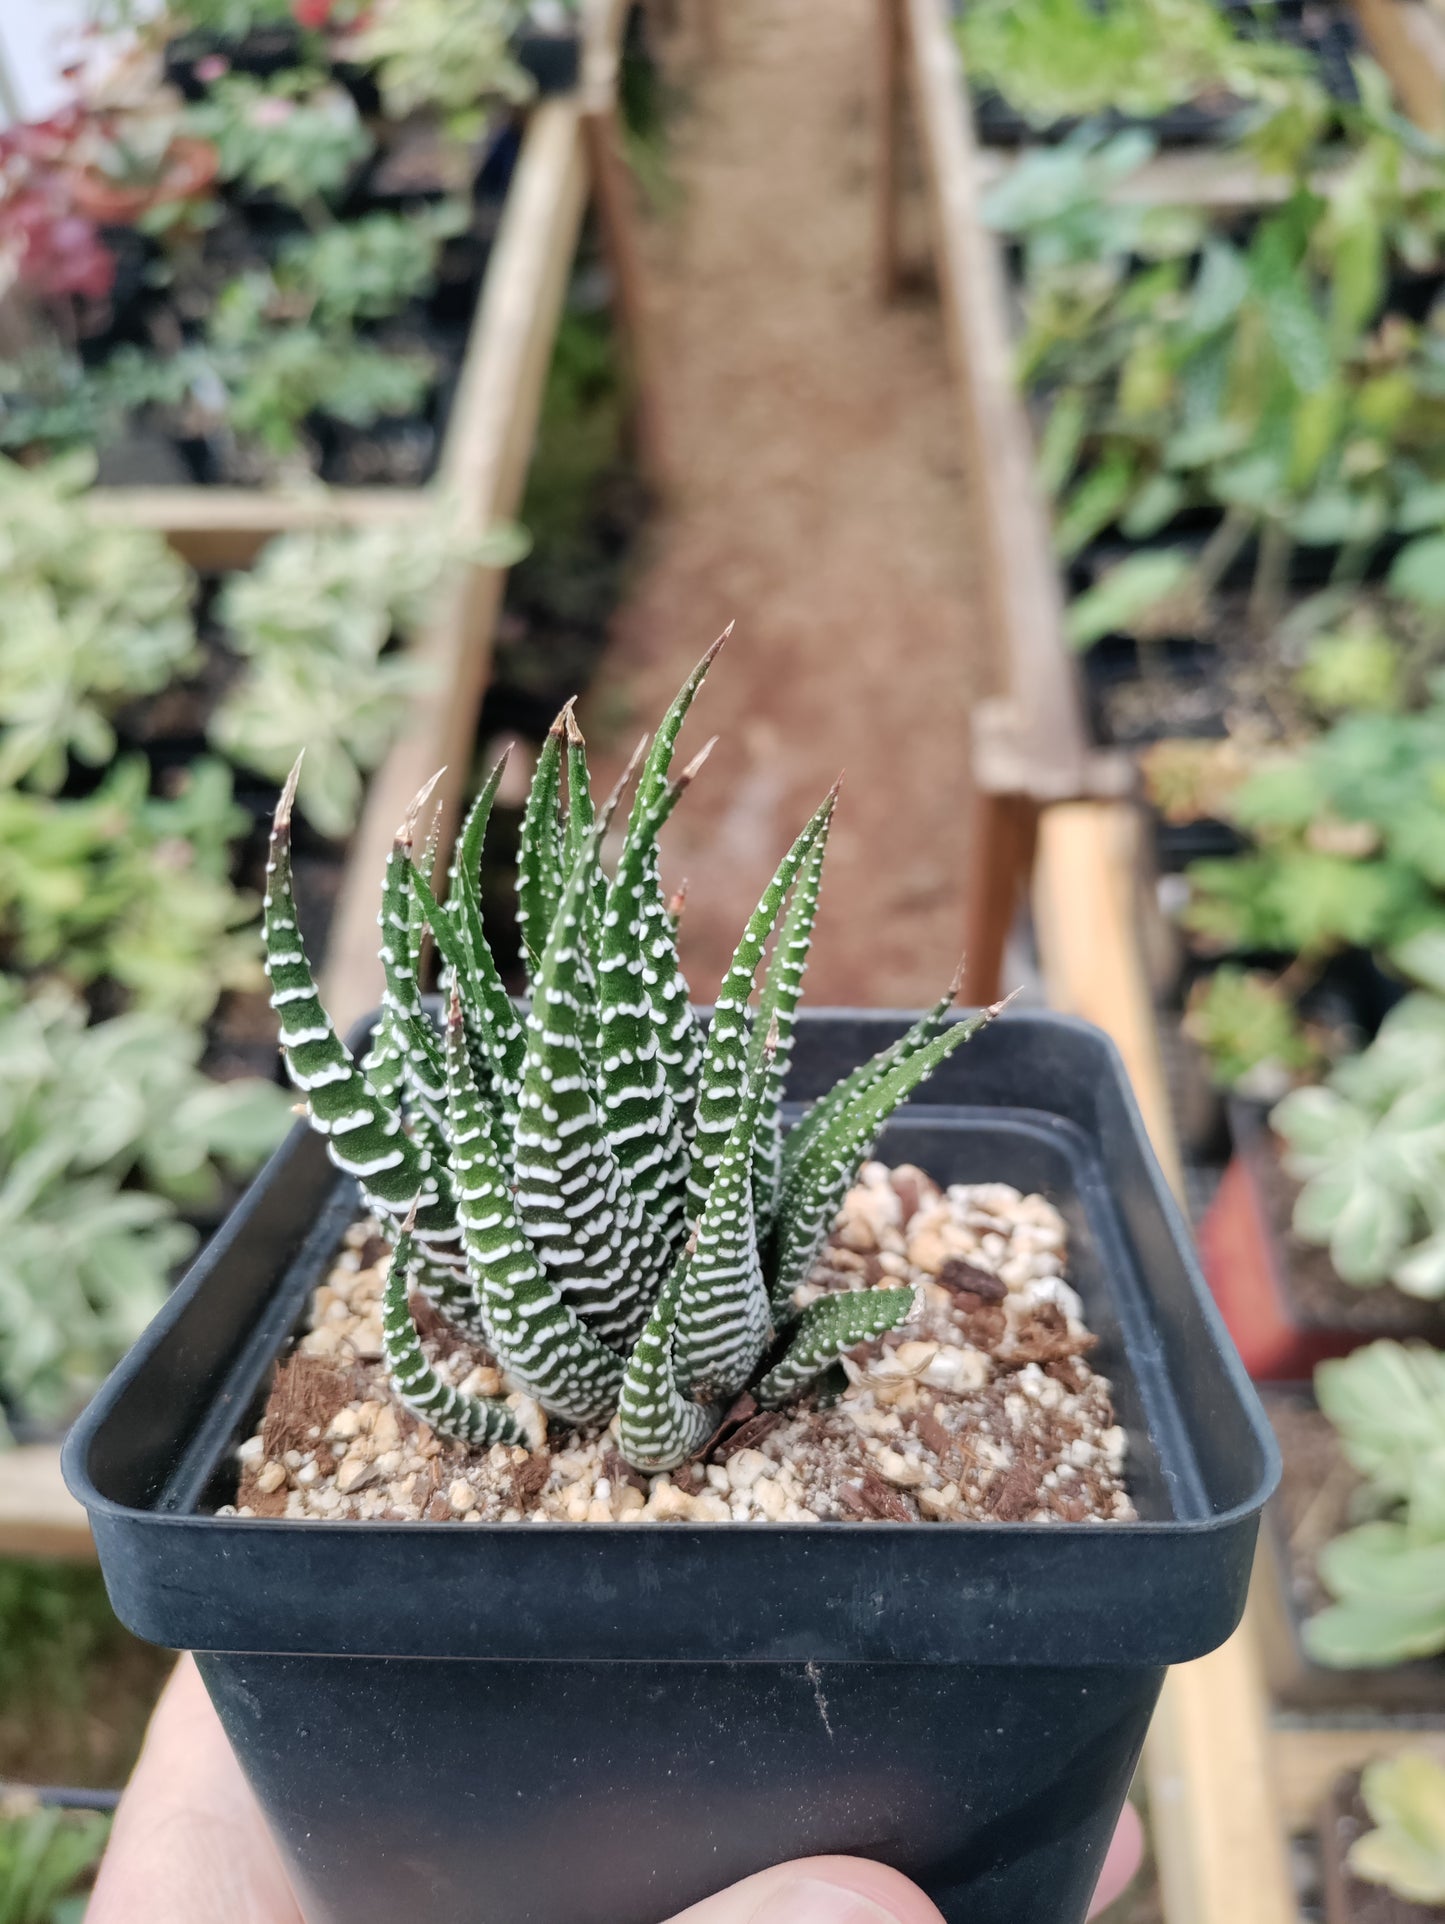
[666,1856,945,1924]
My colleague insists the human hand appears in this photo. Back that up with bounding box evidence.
[90,1656,1143,1923]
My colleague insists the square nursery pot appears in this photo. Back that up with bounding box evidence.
[1199,1101,1445,1381]
[65,1010,1277,1924]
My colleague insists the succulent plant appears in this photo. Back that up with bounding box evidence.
[1305,1342,1445,1668]
[264,644,997,1470]
[1272,992,1445,1296]
[1348,1752,1445,1903]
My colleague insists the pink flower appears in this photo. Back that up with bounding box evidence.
[195,54,231,82]
[247,96,296,127]
[291,0,338,26]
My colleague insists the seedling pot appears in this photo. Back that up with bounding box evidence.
[1200,1103,1445,1380]
[1253,1387,1445,1715]
[66,1011,1276,1924]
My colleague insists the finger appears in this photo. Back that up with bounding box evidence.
[88,1654,303,1924]
[1088,1802,1145,1918]
[666,1855,945,1923]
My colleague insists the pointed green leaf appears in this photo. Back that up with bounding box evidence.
[617,1254,716,1472]
[382,1225,531,1448]
[756,1285,918,1408]
[515,709,567,982]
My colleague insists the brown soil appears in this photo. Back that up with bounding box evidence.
[1319,1773,1440,1924]
[1253,1133,1445,1340]
[585,0,988,1006]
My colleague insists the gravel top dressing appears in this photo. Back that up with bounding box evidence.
[225,1160,1133,1526]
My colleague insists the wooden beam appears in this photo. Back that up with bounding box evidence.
[1145,1632,1298,1924]
[322,97,591,1030]
[84,488,427,570]
[0,1447,94,1563]
[1352,0,1445,136]
[961,788,1037,1006]
[904,0,1091,802]
[1033,798,1297,1924]
[1032,800,1182,1195]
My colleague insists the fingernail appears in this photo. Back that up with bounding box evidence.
[750,1877,906,1924]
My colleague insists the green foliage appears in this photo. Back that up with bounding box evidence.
[1273,996,1445,1293]
[185,70,374,211]
[1183,965,1322,1098]
[1295,614,1408,715]
[957,0,1319,128]
[203,271,433,457]
[0,343,198,462]
[275,204,468,328]
[1305,1343,1445,1667]
[989,102,1445,651]
[0,454,196,792]
[0,981,290,1427]
[0,759,260,1022]
[357,0,534,135]
[1184,689,1445,960]
[163,0,296,32]
[0,1800,110,1924]
[1348,1753,1445,1903]
[213,515,525,836]
[264,650,999,1470]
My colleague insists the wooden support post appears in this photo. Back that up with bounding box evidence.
[0,1447,94,1562]
[961,788,1038,1008]
[1145,1634,1298,1924]
[1352,0,1445,134]
[581,101,672,494]
[876,0,908,301]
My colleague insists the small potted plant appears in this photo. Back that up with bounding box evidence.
[1253,1340,1445,1713]
[1200,950,1445,1379]
[67,645,1276,1924]
[1319,1753,1445,1924]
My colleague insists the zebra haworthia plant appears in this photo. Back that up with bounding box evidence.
[264,638,1002,1473]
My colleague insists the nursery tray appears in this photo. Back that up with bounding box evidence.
[1252,1386,1445,1715]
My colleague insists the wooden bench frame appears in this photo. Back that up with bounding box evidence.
[876,0,1445,1006]
[0,0,661,1559]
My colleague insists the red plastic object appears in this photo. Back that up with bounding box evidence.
[1198,1151,1360,1382]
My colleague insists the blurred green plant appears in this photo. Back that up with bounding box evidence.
[356,0,533,136]
[0,759,260,1022]
[0,1797,110,1924]
[185,70,373,212]
[1306,1341,1445,1666]
[1183,964,1323,1099]
[212,514,527,835]
[1347,1753,1445,1902]
[0,980,290,1431]
[0,454,196,793]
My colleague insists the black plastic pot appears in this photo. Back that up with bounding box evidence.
[66,1010,1275,1924]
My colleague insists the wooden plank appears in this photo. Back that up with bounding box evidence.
[1273,1727,1445,1834]
[1146,1633,1298,1924]
[85,487,427,572]
[1034,798,1296,1924]
[903,0,1092,804]
[1032,800,1182,1193]
[1353,0,1445,135]
[961,788,1038,1007]
[322,95,591,1030]
[0,1447,94,1563]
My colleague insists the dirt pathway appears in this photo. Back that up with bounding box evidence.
[585,0,993,1006]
